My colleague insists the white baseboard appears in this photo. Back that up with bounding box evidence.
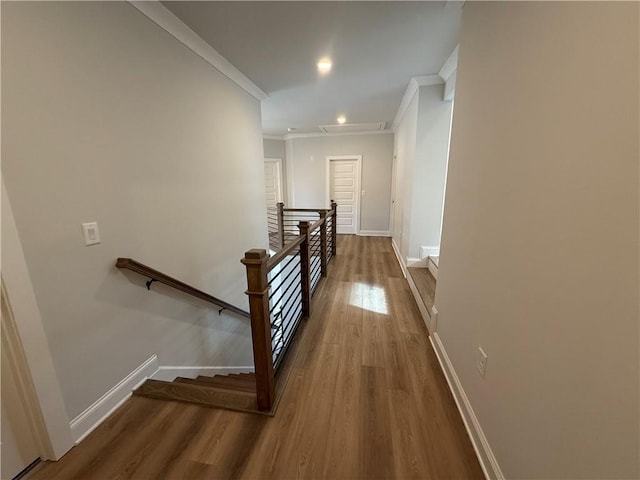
[407,257,429,268]
[405,270,435,334]
[430,333,504,480]
[70,354,159,444]
[391,238,407,278]
[152,366,255,381]
[428,257,438,279]
[430,305,439,331]
[420,245,440,259]
[358,230,391,237]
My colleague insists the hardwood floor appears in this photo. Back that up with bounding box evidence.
[30,235,483,480]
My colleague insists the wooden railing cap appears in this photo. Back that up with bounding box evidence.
[244,248,268,259]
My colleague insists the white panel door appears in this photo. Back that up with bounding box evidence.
[264,159,283,208]
[329,158,360,234]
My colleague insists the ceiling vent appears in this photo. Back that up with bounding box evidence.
[319,122,386,134]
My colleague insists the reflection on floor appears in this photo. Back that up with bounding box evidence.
[408,265,437,312]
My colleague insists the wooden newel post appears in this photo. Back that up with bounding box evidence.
[298,221,311,317]
[319,210,328,277]
[331,200,338,256]
[241,249,275,411]
[276,202,285,248]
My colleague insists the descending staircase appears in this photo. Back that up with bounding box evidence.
[134,373,266,414]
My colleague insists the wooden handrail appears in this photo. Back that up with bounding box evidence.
[267,234,305,272]
[308,216,325,233]
[282,208,324,212]
[116,258,250,319]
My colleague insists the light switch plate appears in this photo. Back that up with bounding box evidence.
[82,222,101,246]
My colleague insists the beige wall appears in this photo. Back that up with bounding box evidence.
[2,2,267,419]
[287,133,394,232]
[263,138,286,160]
[436,2,639,478]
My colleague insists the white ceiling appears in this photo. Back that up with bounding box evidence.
[162,1,462,136]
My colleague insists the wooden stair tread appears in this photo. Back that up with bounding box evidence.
[134,379,262,414]
[226,372,255,381]
[175,376,256,393]
[194,376,256,392]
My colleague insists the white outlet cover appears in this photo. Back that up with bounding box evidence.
[82,222,101,246]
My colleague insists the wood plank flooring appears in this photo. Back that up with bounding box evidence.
[29,235,483,480]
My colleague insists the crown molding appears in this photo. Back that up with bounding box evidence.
[282,129,393,140]
[391,74,443,131]
[263,134,285,141]
[129,1,268,101]
[439,45,459,82]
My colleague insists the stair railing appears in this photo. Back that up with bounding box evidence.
[243,201,337,411]
[116,258,250,318]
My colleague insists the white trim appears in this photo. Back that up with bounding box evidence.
[128,1,267,101]
[444,70,456,101]
[319,122,386,134]
[389,154,397,244]
[405,270,435,334]
[152,366,255,382]
[69,355,159,444]
[438,46,459,82]
[428,257,438,280]
[392,75,443,131]
[263,134,285,141]
[283,129,393,140]
[1,180,75,460]
[407,257,429,268]
[420,246,440,259]
[391,238,407,278]
[430,305,439,331]
[358,230,390,237]
[439,46,459,101]
[430,333,504,480]
[325,155,362,234]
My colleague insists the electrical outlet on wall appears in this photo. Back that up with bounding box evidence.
[476,347,488,377]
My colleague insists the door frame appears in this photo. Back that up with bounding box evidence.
[264,157,284,204]
[2,283,51,467]
[325,155,362,235]
[389,152,397,240]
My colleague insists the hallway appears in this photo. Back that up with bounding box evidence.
[30,236,483,480]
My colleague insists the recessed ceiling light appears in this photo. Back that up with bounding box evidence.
[317,57,332,75]
[287,127,296,132]
[337,115,346,125]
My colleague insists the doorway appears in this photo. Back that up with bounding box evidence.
[326,155,362,235]
[264,158,283,208]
